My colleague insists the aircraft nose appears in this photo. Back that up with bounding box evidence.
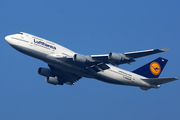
[5,35,11,44]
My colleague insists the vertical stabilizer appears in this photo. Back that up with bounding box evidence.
[132,57,168,78]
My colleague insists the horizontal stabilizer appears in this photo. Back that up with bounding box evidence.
[142,77,178,85]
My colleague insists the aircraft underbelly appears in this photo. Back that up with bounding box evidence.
[48,60,145,87]
[94,68,148,87]
[95,70,131,85]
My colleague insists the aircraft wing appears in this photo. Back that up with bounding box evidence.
[48,47,169,67]
[124,47,169,58]
[142,77,178,85]
[90,47,169,66]
[48,64,82,85]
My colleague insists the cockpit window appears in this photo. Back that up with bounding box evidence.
[17,32,23,35]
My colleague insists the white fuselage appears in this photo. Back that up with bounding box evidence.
[5,32,154,88]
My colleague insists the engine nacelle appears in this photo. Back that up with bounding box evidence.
[38,67,52,77]
[46,76,59,85]
[73,54,87,63]
[46,76,63,85]
[108,52,124,61]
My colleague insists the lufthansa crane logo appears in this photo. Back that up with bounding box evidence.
[150,62,161,76]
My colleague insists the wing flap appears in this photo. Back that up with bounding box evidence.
[48,64,82,85]
[142,77,178,85]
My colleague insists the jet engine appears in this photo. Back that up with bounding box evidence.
[73,54,87,63]
[46,76,58,85]
[46,76,63,85]
[38,67,52,77]
[108,52,124,61]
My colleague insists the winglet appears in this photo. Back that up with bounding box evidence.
[159,47,169,52]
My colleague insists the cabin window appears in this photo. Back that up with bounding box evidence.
[17,32,23,35]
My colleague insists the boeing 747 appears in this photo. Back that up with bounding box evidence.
[5,32,178,90]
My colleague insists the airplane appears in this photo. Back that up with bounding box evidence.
[5,32,178,90]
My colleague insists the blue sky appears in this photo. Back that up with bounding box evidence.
[1,0,180,120]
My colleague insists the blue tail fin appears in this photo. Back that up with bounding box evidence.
[132,57,168,78]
